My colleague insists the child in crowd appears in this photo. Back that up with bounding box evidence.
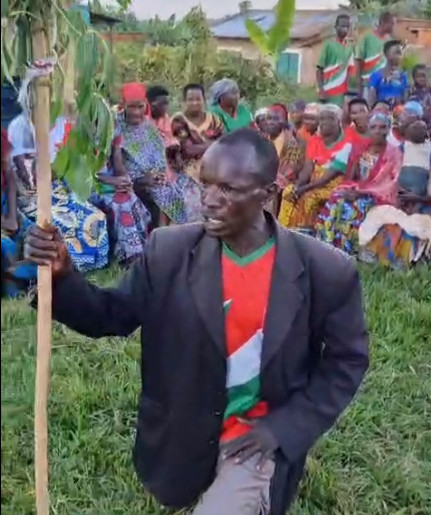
[289,100,307,132]
[369,40,409,109]
[399,119,431,198]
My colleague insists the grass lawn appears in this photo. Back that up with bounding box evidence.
[1,264,431,514]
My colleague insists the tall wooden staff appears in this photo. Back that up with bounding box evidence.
[31,21,52,515]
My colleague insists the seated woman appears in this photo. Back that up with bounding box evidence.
[172,83,224,182]
[113,83,189,227]
[1,129,36,297]
[359,119,431,269]
[8,113,109,273]
[209,79,253,133]
[278,104,352,233]
[261,104,305,215]
[92,143,151,267]
[316,113,402,254]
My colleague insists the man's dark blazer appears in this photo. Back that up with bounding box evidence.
[49,216,369,514]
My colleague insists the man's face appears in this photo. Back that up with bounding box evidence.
[336,17,350,40]
[387,44,402,67]
[349,103,369,131]
[150,95,169,119]
[382,16,395,36]
[200,144,271,239]
[414,68,428,89]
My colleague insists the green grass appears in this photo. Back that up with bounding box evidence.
[2,265,431,514]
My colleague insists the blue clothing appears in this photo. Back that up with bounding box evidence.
[369,69,409,106]
[1,192,37,298]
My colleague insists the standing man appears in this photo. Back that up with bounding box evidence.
[316,14,355,108]
[26,129,369,515]
[356,12,396,103]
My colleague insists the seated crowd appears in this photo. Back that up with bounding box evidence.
[1,70,430,297]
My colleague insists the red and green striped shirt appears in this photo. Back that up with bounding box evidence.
[318,38,355,106]
[221,237,275,442]
[356,31,389,85]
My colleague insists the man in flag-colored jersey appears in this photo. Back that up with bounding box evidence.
[356,12,395,102]
[26,129,369,515]
[316,14,355,108]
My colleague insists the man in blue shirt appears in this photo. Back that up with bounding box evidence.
[369,40,409,109]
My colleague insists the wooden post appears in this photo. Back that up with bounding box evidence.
[32,21,52,515]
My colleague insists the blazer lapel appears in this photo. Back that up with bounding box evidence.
[262,224,305,371]
[189,235,226,357]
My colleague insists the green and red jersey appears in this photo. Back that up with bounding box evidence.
[221,237,275,442]
[356,31,389,85]
[317,38,355,106]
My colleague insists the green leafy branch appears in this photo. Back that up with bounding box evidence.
[245,0,295,58]
[1,0,127,199]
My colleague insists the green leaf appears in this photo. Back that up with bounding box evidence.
[268,0,296,56]
[64,153,93,200]
[52,145,70,179]
[245,19,269,55]
[1,0,8,17]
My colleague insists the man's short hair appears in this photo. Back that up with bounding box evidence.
[383,39,401,56]
[348,98,369,112]
[379,11,394,25]
[335,14,350,25]
[147,85,169,103]
[412,64,427,78]
[217,128,279,185]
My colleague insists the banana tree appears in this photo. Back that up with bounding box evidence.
[1,1,130,513]
[245,0,295,59]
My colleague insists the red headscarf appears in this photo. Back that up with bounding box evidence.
[122,82,147,103]
[269,103,289,122]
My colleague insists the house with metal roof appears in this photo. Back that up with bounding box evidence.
[211,8,431,86]
[211,9,345,85]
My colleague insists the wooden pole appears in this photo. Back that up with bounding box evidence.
[32,21,52,515]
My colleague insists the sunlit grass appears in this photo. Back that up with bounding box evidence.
[2,265,430,514]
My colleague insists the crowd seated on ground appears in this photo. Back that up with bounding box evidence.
[1,58,430,297]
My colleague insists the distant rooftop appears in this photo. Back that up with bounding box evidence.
[211,9,345,43]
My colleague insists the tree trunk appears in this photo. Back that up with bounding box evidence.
[32,21,52,515]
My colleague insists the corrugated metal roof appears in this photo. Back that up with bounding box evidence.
[211,9,343,41]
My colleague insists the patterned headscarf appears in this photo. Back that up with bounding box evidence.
[404,101,424,118]
[210,79,239,105]
[369,112,391,127]
[304,102,321,117]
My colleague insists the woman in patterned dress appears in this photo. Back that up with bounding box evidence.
[316,113,402,254]
[114,83,189,228]
[278,104,353,233]
[8,114,109,273]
